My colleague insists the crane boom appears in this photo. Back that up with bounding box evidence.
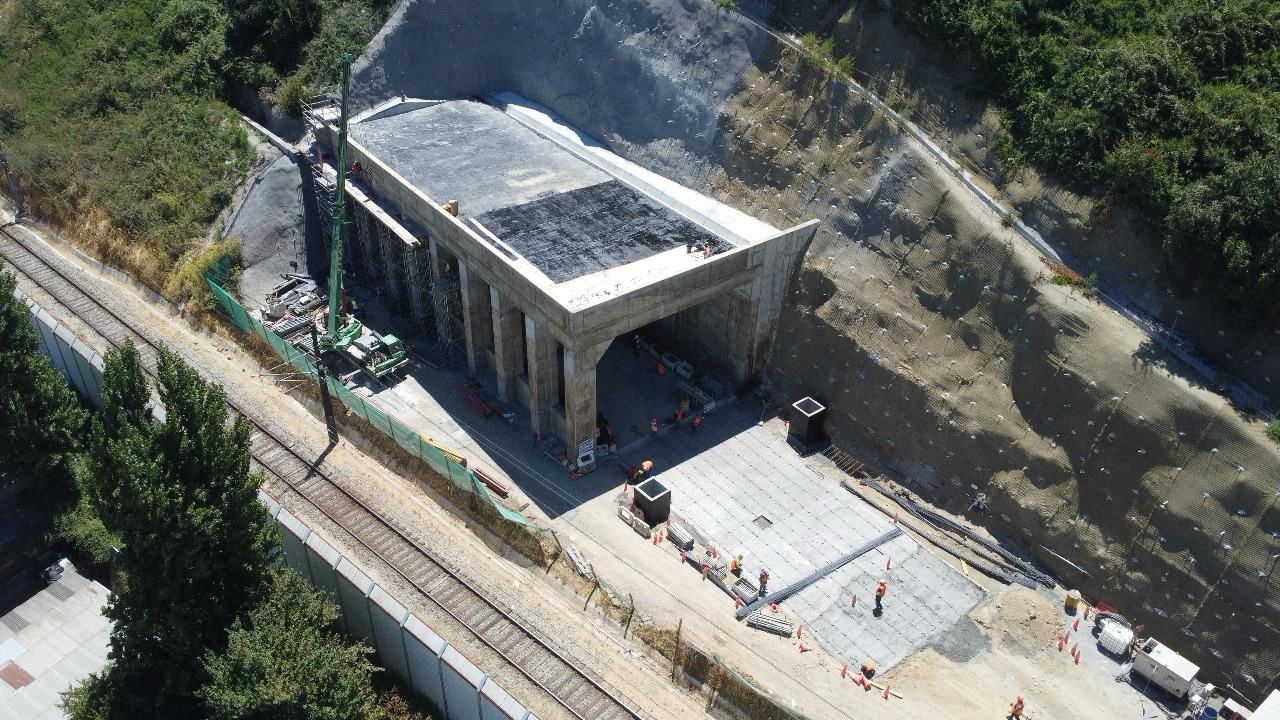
[322,53,357,349]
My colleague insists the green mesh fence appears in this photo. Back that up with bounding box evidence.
[206,278,538,528]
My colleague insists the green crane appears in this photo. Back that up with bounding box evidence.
[316,53,406,378]
[319,53,363,353]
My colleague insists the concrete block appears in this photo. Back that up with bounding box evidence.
[334,559,375,643]
[368,587,411,682]
[275,508,312,577]
[440,645,484,720]
[403,616,448,710]
[304,534,342,617]
[480,677,529,720]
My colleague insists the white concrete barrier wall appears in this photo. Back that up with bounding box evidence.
[21,291,106,408]
[261,495,535,720]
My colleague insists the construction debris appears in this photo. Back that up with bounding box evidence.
[745,610,794,637]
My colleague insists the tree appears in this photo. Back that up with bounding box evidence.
[200,569,381,720]
[0,263,86,494]
[77,341,276,718]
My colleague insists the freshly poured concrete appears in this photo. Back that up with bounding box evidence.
[619,410,985,670]
[351,100,608,220]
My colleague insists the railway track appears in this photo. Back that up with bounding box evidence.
[0,226,644,720]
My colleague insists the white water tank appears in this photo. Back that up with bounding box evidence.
[1098,618,1134,655]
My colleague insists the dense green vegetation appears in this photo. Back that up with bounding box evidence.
[0,263,87,490]
[69,341,278,718]
[47,341,432,719]
[200,568,382,720]
[904,0,1280,317]
[0,0,386,290]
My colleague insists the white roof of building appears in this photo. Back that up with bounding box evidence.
[0,566,111,719]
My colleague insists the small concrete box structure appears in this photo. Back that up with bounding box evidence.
[789,396,827,446]
[1254,690,1280,720]
[633,477,672,527]
[1132,638,1200,699]
[312,95,817,459]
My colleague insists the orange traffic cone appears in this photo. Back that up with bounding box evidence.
[734,596,743,609]
[798,642,809,653]
[1070,643,1078,656]
[1072,617,1080,632]
[770,603,779,614]
[652,532,658,545]
[1056,635,1065,651]
[840,664,848,679]
[1073,652,1081,665]
[882,683,891,699]
[886,557,893,570]
[797,625,803,639]
[853,673,866,688]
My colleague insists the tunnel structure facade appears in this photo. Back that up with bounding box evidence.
[312,96,817,462]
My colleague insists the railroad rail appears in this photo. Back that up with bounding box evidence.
[0,226,644,720]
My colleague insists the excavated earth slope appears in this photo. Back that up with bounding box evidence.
[352,0,1280,694]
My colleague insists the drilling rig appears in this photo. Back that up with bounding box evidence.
[317,54,406,379]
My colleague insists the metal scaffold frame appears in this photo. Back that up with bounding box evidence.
[403,240,431,332]
[431,276,465,364]
[354,203,382,286]
[378,219,404,309]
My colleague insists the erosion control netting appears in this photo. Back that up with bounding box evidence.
[205,277,540,529]
[770,197,1280,693]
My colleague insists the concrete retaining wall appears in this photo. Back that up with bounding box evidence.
[258,492,541,720]
[19,289,106,408]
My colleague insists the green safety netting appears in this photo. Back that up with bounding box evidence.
[206,278,537,528]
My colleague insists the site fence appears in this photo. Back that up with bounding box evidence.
[205,277,540,529]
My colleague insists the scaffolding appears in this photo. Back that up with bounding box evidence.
[379,219,405,311]
[431,276,465,364]
[354,204,382,286]
[403,240,431,332]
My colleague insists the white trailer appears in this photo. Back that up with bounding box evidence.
[1132,638,1199,699]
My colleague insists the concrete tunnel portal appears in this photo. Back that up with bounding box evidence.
[310,94,817,466]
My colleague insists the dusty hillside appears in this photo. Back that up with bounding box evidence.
[709,43,1280,695]
[765,0,1280,410]
[350,0,1280,696]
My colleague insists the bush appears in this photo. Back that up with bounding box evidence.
[165,235,244,311]
[1267,418,1280,445]
[906,0,1280,320]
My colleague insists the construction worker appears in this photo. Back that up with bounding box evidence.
[656,360,666,376]
[673,408,685,423]
[1009,695,1025,718]
[758,569,770,596]
[641,460,653,476]
[728,555,741,576]
[632,334,641,356]
[650,417,659,435]
[351,160,363,174]
[874,579,888,612]
[692,414,703,432]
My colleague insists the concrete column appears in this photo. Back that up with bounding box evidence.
[427,235,448,280]
[563,340,611,460]
[489,288,522,403]
[458,261,492,376]
[524,317,558,436]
